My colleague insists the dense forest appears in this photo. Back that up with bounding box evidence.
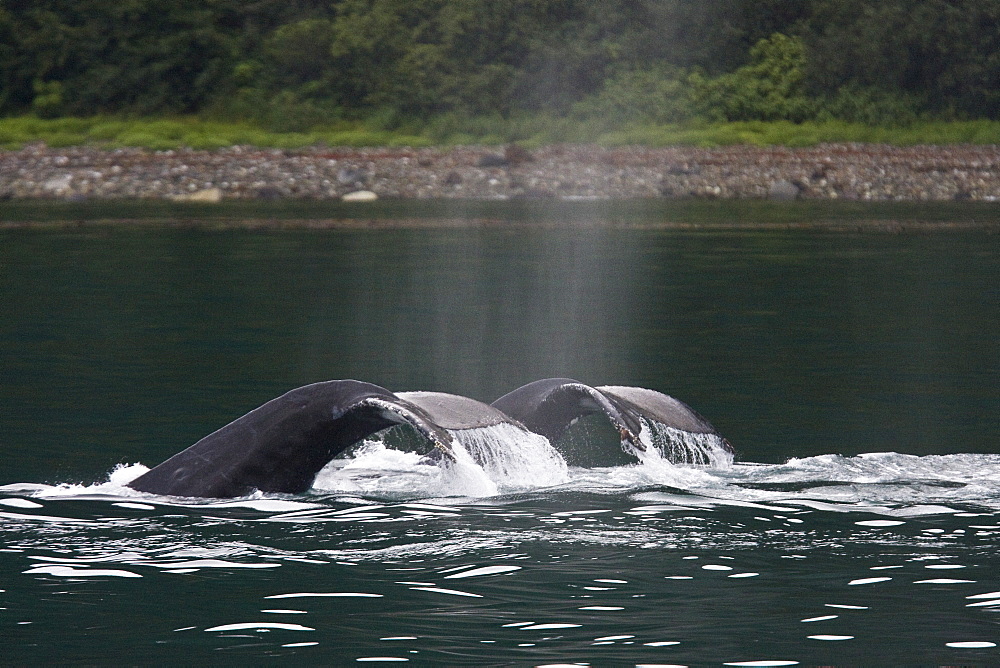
[2,0,1000,131]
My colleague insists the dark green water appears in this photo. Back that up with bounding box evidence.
[2,205,999,665]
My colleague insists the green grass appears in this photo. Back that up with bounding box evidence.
[4,114,1000,150]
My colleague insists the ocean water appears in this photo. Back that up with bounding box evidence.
[1,205,999,665]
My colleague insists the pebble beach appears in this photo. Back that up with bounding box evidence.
[4,143,1000,202]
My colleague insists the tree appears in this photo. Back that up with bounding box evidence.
[691,33,815,122]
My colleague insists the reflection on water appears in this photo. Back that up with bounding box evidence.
[2,210,999,664]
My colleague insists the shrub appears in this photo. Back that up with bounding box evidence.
[690,34,816,123]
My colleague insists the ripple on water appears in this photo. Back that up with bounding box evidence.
[265,592,384,599]
[848,577,892,585]
[945,641,997,648]
[5,449,1000,665]
[409,586,482,597]
[443,564,521,578]
[0,498,43,508]
[355,657,409,662]
[22,565,141,578]
[204,622,314,632]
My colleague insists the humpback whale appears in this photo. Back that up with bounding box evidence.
[491,378,732,455]
[127,381,514,498]
[127,378,730,499]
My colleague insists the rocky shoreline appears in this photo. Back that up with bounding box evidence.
[4,143,1000,202]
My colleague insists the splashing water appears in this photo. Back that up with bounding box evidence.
[453,422,569,492]
[312,424,568,498]
[636,417,735,467]
[312,440,498,498]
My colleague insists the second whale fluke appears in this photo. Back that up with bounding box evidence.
[491,378,732,458]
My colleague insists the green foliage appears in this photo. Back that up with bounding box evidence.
[690,34,815,122]
[571,65,694,126]
[31,80,64,118]
[801,0,1000,119]
[3,1,1000,136]
[817,85,922,126]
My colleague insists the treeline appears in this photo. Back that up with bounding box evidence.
[3,0,1000,131]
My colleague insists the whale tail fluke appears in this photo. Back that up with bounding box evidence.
[128,378,732,499]
[126,383,533,499]
[127,381,459,498]
[491,378,732,459]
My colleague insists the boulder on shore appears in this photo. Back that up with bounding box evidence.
[342,190,378,202]
[170,187,223,203]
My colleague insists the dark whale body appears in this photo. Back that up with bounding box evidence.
[128,380,509,498]
[491,378,732,454]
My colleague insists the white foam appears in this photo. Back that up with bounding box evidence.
[29,463,150,500]
[453,423,569,491]
[313,425,569,499]
[637,418,734,467]
[313,440,494,498]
